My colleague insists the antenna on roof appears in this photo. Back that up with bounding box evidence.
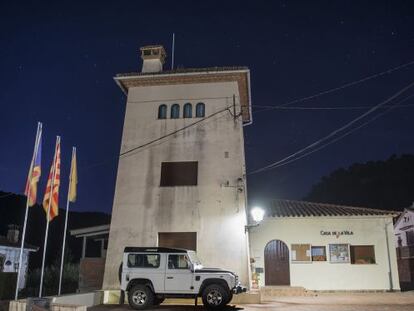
[171,33,175,70]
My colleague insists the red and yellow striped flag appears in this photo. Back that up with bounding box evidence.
[43,138,61,221]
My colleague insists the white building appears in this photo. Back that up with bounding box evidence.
[103,45,252,289]
[0,225,38,289]
[249,200,400,291]
[394,205,414,247]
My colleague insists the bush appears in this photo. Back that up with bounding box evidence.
[0,272,17,300]
[20,262,78,298]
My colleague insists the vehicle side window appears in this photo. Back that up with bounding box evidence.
[168,254,190,269]
[128,254,160,268]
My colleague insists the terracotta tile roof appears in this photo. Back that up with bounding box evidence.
[0,236,38,251]
[266,199,399,217]
[116,66,249,78]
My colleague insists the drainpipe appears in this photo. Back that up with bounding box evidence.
[384,219,393,291]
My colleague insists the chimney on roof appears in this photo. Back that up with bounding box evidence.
[140,45,166,73]
[7,224,19,244]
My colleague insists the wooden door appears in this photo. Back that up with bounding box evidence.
[264,240,290,285]
[158,232,197,251]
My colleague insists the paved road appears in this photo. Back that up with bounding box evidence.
[89,292,414,311]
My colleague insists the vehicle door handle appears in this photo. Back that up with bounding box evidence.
[167,276,174,279]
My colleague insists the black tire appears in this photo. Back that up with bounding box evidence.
[202,284,229,309]
[224,291,233,305]
[153,297,165,305]
[128,284,154,310]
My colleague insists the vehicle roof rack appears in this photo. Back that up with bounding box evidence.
[124,247,188,253]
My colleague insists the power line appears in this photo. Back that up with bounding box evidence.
[252,103,414,111]
[250,95,413,173]
[83,106,234,170]
[253,59,414,114]
[248,83,414,175]
[83,59,414,171]
[0,192,15,199]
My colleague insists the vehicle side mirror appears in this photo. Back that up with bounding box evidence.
[190,263,195,272]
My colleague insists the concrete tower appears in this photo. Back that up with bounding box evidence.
[103,45,253,289]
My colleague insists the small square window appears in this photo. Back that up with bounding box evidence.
[350,245,376,264]
[311,246,326,261]
[329,244,350,263]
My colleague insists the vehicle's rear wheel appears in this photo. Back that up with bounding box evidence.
[128,284,154,310]
[202,284,229,309]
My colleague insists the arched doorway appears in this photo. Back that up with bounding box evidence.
[264,239,290,285]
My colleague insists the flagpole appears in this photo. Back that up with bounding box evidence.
[58,146,75,295]
[39,136,60,298]
[15,122,42,300]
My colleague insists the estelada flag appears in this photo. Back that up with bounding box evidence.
[24,124,42,206]
[68,147,77,202]
[43,137,61,221]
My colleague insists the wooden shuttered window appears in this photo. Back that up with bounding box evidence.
[160,161,198,186]
[350,245,376,264]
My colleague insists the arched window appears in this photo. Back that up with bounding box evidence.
[183,103,192,118]
[196,102,205,118]
[158,104,167,119]
[171,104,180,119]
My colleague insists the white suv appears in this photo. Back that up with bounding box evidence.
[119,247,246,309]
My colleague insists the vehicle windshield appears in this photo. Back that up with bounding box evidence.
[188,251,203,268]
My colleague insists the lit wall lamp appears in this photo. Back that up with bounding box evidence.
[245,207,265,232]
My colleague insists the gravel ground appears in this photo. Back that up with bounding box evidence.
[89,292,414,311]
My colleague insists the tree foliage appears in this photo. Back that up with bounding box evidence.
[305,154,414,211]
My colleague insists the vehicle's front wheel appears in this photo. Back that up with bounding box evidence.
[202,284,229,309]
[128,284,154,310]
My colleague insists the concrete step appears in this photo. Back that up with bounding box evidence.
[260,286,316,298]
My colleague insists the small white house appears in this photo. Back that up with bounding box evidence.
[0,225,38,289]
[249,200,400,291]
[394,204,414,247]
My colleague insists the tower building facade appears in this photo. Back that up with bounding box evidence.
[103,45,252,289]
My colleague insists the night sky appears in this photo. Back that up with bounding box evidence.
[1,1,413,214]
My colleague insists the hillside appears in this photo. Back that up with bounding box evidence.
[0,191,111,270]
[305,154,414,211]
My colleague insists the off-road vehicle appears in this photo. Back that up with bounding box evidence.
[119,247,246,309]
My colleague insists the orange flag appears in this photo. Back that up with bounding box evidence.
[43,137,61,221]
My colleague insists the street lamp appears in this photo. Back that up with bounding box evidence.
[251,207,265,223]
[245,207,265,232]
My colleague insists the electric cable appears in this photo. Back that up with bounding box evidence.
[253,59,414,113]
[248,82,414,175]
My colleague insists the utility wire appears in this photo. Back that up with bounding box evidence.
[252,103,414,110]
[253,59,414,113]
[79,59,414,171]
[249,94,414,174]
[83,106,234,170]
[0,192,15,199]
[250,100,405,173]
[248,82,414,175]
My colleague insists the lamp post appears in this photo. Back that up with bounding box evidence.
[245,207,265,232]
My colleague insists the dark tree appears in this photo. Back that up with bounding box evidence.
[304,154,414,211]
